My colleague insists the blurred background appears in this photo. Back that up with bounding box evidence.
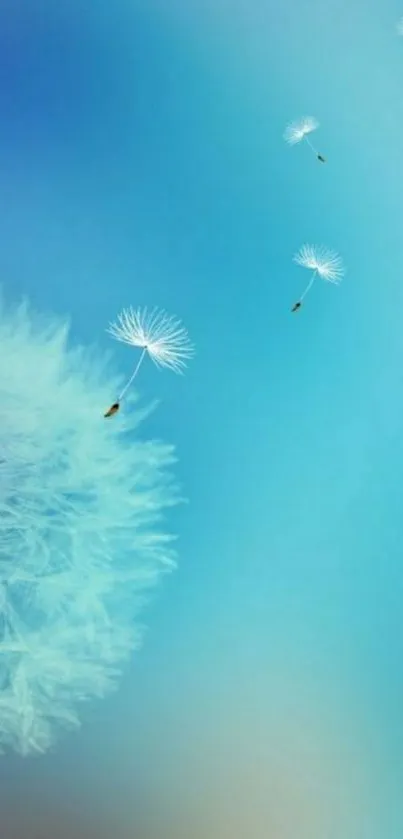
[1,0,403,835]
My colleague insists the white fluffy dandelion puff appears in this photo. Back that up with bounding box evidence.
[283,116,326,163]
[0,293,179,755]
[291,244,345,312]
[104,307,194,416]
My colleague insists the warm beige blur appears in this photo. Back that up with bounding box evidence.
[0,678,381,839]
[124,666,379,839]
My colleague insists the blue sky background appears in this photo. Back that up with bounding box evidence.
[1,0,403,836]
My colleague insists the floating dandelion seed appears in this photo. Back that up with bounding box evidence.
[104,306,194,417]
[291,244,345,312]
[283,116,326,163]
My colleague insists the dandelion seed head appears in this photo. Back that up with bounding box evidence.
[294,244,345,284]
[283,116,319,146]
[0,293,179,755]
[107,306,194,374]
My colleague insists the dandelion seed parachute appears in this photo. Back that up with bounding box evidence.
[0,293,178,755]
[104,306,194,417]
[283,116,326,163]
[291,244,345,312]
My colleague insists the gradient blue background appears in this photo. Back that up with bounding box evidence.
[1,0,403,836]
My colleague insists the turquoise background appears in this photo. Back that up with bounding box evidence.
[1,0,403,836]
